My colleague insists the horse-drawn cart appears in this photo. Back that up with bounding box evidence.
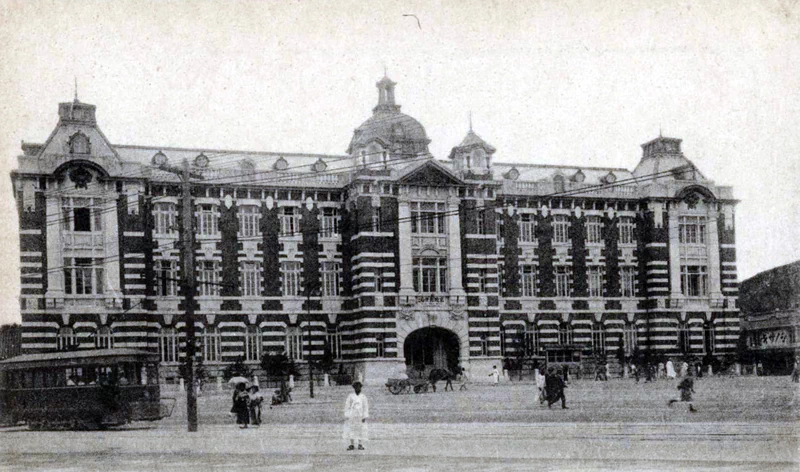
[385,377,430,395]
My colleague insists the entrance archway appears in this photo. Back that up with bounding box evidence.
[403,327,460,376]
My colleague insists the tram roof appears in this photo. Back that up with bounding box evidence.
[0,349,158,367]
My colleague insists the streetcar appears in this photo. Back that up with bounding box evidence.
[0,349,175,430]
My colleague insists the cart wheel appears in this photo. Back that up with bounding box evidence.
[388,384,404,395]
[413,385,422,394]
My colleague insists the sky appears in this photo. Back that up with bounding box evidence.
[0,0,798,325]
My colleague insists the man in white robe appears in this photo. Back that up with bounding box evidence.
[666,359,677,379]
[343,381,369,450]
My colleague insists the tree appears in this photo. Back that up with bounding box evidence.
[260,352,293,404]
[179,357,208,391]
[222,355,252,381]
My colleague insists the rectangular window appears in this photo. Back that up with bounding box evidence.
[280,207,301,237]
[238,205,261,237]
[63,257,104,295]
[623,323,638,355]
[63,197,102,232]
[476,210,486,235]
[478,269,489,293]
[480,334,489,357]
[618,216,635,244]
[558,324,574,345]
[411,202,445,234]
[520,264,536,297]
[154,202,177,235]
[592,324,606,354]
[524,325,539,356]
[201,328,221,362]
[198,204,218,236]
[326,327,343,360]
[240,261,261,297]
[412,257,448,294]
[322,261,340,296]
[588,266,603,298]
[553,215,570,243]
[681,265,708,297]
[321,208,340,238]
[519,214,535,243]
[285,327,303,361]
[372,207,382,232]
[198,261,220,296]
[245,327,262,362]
[621,266,635,297]
[585,216,603,244]
[156,260,177,296]
[679,216,706,245]
[555,265,570,297]
[159,328,178,363]
[375,334,385,358]
[282,261,301,296]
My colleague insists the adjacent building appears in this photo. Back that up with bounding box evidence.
[11,76,740,383]
[740,260,800,374]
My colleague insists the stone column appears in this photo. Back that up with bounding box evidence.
[45,193,64,303]
[706,209,722,299]
[447,195,466,302]
[667,203,682,298]
[397,194,414,302]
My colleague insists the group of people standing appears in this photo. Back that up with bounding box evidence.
[230,383,264,429]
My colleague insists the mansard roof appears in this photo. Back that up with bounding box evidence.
[492,161,634,186]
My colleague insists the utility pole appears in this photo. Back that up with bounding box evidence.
[307,288,316,399]
[159,158,201,432]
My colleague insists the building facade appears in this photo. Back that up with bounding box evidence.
[11,76,740,383]
[740,261,800,375]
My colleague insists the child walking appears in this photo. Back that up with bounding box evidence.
[343,381,369,450]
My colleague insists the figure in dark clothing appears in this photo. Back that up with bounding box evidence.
[668,377,697,412]
[545,367,568,409]
[231,382,250,428]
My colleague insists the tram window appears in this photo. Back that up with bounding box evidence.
[24,371,33,389]
[33,370,43,388]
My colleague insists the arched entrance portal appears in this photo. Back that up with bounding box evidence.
[404,327,460,375]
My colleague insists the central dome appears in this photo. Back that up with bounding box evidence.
[347,76,431,158]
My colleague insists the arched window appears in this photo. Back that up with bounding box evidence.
[69,133,90,154]
[57,327,77,351]
[96,326,114,349]
[201,327,221,362]
[558,323,574,345]
[623,322,638,355]
[245,326,262,362]
[159,327,179,363]
[703,322,716,355]
[677,322,690,354]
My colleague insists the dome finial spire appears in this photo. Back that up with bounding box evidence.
[74,77,78,103]
[469,111,473,132]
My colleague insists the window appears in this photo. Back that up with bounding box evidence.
[480,334,489,357]
[558,323,574,345]
[326,326,343,360]
[198,204,218,236]
[679,216,706,244]
[62,197,102,232]
[238,205,261,237]
[618,216,635,244]
[588,266,604,298]
[591,323,606,354]
[478,269,489,293]
[155,260,177,296]
[245,326,262,362]
[524,324,539,356]
[412,257,448,294]
[677,322,690,354]
[520,264,536,297]
[240,261,261,297]
[585,216,603,244]
[282,261,301,296]
[70,133,90,154]
[154,202,177,235]
[411,202,445,234]
[681,265,708,297]
[159,328,179,363]
[476,209,486,234]
[201,327,221,362]
[322,262,340,296]
[198,261,220,296]
[96,326,113,349]
[375,334,386,358]
[375,272,386,293]
[621,266,635,297]
[371,207,382,232]
[553,175,566,193]
[553,215,570,243]
[555,265,570,297]
[280,207,300,237]
[623,322,637,355]
[519,214,535,243]
[703,322,715,355]
[64,258,104,295]
[285,327,303,361]
[57,327,78,351]
[321,208,340,237]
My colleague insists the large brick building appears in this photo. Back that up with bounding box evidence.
[11,76,740,383]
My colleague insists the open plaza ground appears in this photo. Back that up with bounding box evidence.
[1,375,798,471]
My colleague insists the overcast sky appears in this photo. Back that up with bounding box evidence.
[0,0,798,325]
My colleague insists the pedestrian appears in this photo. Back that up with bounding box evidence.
[666,359,676,379]
[248,385,264,427]
[459,367,469,391]
[668,377,697,412]
[444,369,454,392]
[681,361,689,378]
[535,366,546,404]
[791,358,799,383]
[632,364,640,383]
[343,381,369,451]
[545,367,568,409]
[489,365,500,386]
[657,362,665,380]
[231,382,250,428]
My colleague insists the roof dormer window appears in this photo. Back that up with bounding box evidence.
[69,132,90,155]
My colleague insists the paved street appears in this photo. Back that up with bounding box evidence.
[1,376,798,471]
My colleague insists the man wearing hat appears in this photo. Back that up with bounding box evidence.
[545,366,568,409]
[343,381,369,450]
